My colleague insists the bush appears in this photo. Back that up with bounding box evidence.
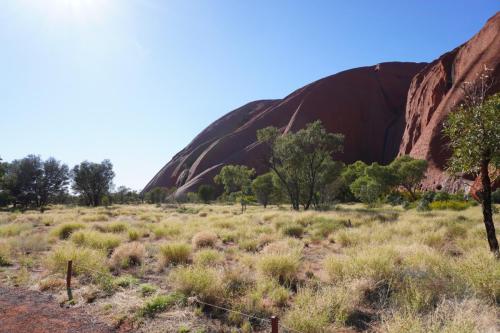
[140,283,157,297]
[94,222,128,233]
[51,223,85,239]
[191,231,218,249]
[138,293,186,318]
[0,241,11,266]
[429,200,470,211]
[0,223,31,237]
[158,242,191,267]
[46,244,108,280]
[193,249,223,266]
[169,266,222,303]
[281,224,304,238]
[109,242,145,269]
[114,275,138,288]
[258,253,300,284]
[128,228,140,241]
[70,230,121,251]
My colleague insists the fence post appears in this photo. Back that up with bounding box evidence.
[271,316,278,333]
[66,260,73,301]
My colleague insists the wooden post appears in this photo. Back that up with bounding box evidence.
[66,260,73,301]
[271,316,278,333]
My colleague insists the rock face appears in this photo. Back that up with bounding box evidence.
[144,62,426,196]
[398,12,500,191]
[144,12,500,197]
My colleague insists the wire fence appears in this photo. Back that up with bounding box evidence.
[65,260,305,333]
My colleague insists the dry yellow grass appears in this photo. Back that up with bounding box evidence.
[0,203,498,332]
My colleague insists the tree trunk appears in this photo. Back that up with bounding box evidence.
[480,158,499,257]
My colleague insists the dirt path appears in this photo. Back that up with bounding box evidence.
[0,286,119,333]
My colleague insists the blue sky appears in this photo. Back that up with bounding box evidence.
[0,1,498,191]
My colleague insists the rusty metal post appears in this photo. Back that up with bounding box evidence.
[271,316,278,333]
[66,260,73,301]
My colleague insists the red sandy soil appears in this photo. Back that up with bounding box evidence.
[0,285,123,333]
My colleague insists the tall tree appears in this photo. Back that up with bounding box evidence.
[389,156,428,200]
[258,121,344,210]
[214,165,255,195]
[71,160,115,206]
[251,172,275,208]
[443,69,499,257]
[36,158,69,208]
[3,155,43,207]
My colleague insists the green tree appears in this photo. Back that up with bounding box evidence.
[198,184,214,204]
[443,76,500,257]
[71,160,115,206]
[258,121,344,210]
[251,172,275,208]
[37,157,69,208]
[214,165,255,195]
[389,156,428,200]
[349,163,396,205]
[145,187,171,204]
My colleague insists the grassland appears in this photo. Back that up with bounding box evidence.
[0,203,499,332]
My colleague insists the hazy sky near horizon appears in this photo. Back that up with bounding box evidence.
[1,1,498,191]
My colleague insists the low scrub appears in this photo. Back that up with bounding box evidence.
[0,223,31,237]
[46,244,108,280]
[110,242,146,269]
[138,292,186,318]
[191,231,218,249]
[429,200,471,211]
[70,230,122,251]
[258,253,300,284]
[51,223,85,240]
[169,265,222,303]
[193,249,223,266]
[93,222,128,233]
[158,242,191,267]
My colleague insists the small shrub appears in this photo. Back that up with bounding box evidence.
[114,275,138,288]
[0,223,31,237]
[138,292,186,318]
[429,200,470,211]
[238,238,259,252]
[0,241,11,266]
[193,249,223,266]
[94,222,128,233]
[140,283,157,297]
[282,224,304,238]
[159,242,191,267]
[258,253,300,284]
[191,231,218,249]
[169,266,222,303]
[51,223,85,239]
[70,230,121,251]
[128,228,140,241]
[110,242,146,269]
[47,244,108,280]
[39,277,66,291]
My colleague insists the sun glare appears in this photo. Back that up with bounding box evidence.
[22,0,111,23]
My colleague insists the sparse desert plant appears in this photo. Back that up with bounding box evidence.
[191,231,218,249]
[51,222,85,239]
[70,230,121,251]
[140,283,157,297]
[0,223,32,237]
[114,274,138,288]
[158,242,191,267]
[169,265,222,303]
[47,244,108,280]
[258,253,300,284]
[193,249,223,266]
[128,228,140,241]
[110,242,146,269]
[281,224,304,238]
[0,241,12,266]
[138,292,186,318]
[93,221,128,233]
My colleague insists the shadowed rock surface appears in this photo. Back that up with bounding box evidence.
[399,12,500,191]
[145,12,500,197]
[144,62,425,197]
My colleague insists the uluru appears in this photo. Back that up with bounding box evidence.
[144,12,500,197]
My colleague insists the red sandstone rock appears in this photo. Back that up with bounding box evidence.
[144,62,425,196]
[399,12,500,192]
